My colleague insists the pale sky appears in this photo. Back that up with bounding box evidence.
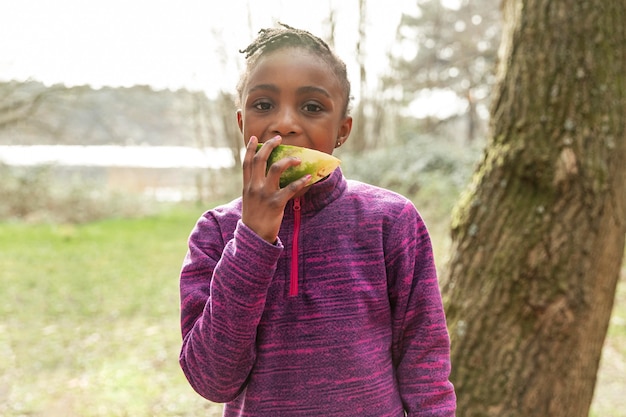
[0,0,416,97]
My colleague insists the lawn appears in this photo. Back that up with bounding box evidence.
[0,205,223,417]
[0,203,624,416]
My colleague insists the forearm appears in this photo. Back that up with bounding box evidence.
[398,315,456,416]
[396,270,456,416]
[390,206,456,415]
[179,220,282,402]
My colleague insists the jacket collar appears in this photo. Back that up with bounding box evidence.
[288,167,346,214]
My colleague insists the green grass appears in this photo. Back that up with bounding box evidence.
[0,205,223,417]
[0,201,624,417]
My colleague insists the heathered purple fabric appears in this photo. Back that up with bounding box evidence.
[179,168,456,416]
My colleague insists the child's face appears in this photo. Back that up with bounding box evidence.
[237,47,352,155]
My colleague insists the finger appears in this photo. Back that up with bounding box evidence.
[254,135,282,161]
[265,154,303,188]
[242,135,258,186]
[280,174,312,201]
[283,173,312,197]
[252,135,282,184]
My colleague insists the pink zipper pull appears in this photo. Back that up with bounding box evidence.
[290,197,301,296]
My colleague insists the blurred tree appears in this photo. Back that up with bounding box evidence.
[0,82,202,146]
[0,82,63,130]
[343,0,391,152]
[387,0,501,142]
[345,0,369,152]
[441,0,626,416]
[324,4,337,49]
[216,91,242,169]
[191,89,240,203]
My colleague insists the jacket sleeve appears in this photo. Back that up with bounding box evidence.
[387,202,457,416]
[179,213,283,403]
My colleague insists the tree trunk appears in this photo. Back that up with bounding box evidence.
[217,92,241,169]
[466,88,477,143]
[441,0,626,416]
[350,0,368,153]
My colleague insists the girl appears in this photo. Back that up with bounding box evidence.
[179,24,456,416]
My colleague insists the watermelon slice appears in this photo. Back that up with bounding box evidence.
[256,144,341,188]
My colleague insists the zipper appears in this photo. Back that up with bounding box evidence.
[290,197,301,296]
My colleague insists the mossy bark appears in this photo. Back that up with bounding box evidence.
[441,0,626,416]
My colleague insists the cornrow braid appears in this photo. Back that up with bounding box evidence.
[239,23,332,59]
[236,23,352,116]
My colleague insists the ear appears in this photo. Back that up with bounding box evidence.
[336,116,352,147]
[236,109,243,134]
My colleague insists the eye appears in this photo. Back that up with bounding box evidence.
[253,100,272,111]
[303,102,323,113]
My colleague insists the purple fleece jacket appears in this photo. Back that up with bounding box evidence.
[179,168,456,416]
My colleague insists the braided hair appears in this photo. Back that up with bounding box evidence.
[236,23,352,116]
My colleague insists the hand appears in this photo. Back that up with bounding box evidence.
[241,136,311,243]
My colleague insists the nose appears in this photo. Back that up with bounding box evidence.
[271,106,300,137]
